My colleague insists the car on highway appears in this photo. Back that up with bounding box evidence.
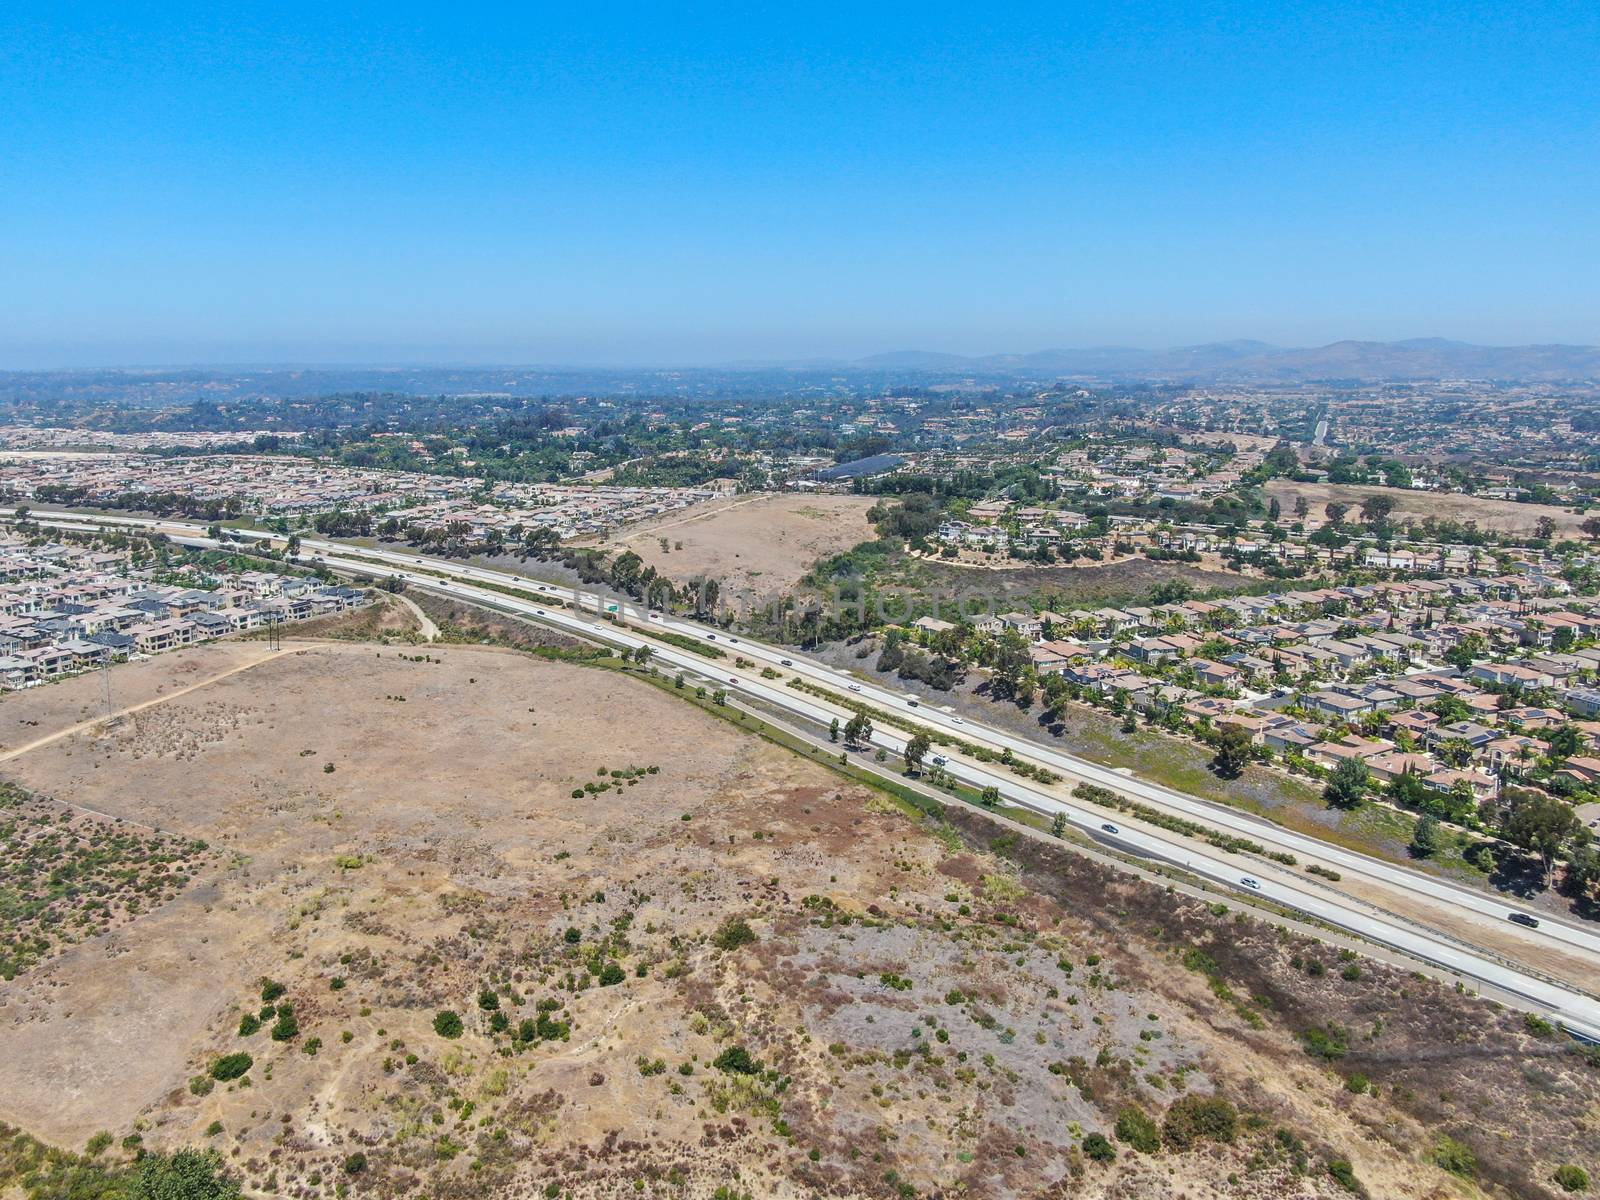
[951,716,965,725]
[1508,912,1541,928]
[1240,877,1261,890]
[707,633,717,640]
[1100,823,1119,835]
[648,612,662,621]
[848,683,862,692]
[728,637,738,643]
[905,697,919,707]
[779,658,792,666]
[728,676,738,685]
[930,754,948,766]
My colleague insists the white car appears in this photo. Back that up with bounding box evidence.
[951,716,965,725]
[848,683,862,692]
[1240,877,1261,890]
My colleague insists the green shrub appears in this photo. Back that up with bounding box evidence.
[1432,1135,1477,1178]
[478,988,500,1011]
[1555,1164,1591,1193]
[1161,1095,1237,1149]
[269,1005,299,1041]
[433,1010,464,1038]
[1302,1023,1348,1060]
[711,917,757,951]
[344,1152,368,1176]
[712,1046,760,1075]
[132,1148,242,1200]
[209,1053,253,1082]
[1082,1133,1116,1162]
[260,978,286,1003]
[237,1014,261,1037]
[1114,1106,1161,1154]
[599,962,626,986]
[1327,1158,1363,1193]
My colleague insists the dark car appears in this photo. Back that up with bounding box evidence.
[1101,823,1120,835]
[1508,912,1541,928]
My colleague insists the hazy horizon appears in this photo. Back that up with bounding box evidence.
[2,3,1597,368]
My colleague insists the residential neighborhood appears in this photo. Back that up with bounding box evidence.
[0,533,370,690]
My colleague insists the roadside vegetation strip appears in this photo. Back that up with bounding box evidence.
[1072,783,1297,864]
[784,677,1062,785]
[643,628,728,660]
[330,551,573,611]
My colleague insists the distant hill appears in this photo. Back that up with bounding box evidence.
[858,338,1600,381]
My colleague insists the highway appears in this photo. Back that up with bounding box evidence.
[12,506,1600,1039]
[286,529,1600,966]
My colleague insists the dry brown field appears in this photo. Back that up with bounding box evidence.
[588,492,878,601]
[1265,479,1588,536]
[0,635,1593,1199]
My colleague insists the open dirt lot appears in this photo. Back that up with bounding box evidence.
[589,492,878,601]
[0,639,1594,1199]
[1265,480,1587,536]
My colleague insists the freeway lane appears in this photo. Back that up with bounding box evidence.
[323,550,1600,1039]
[14,508,1600,1036]
[293,529,1600,965]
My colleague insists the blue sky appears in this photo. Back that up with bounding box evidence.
[1,1,1596,366]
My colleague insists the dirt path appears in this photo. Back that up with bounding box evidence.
[0,646,305,766]
[393,593,439,640]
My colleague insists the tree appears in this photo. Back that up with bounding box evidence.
[1503,790,1582,882]
[1211,723,1253,779]
[1444,631,1488,670]
[1547,723,1583,760]
[1535,515,1557,541]
[903,731,931,774]
[1050,812,1067,838]
[632,645,653,666]
[1293,495,1310,519]
[991,630,1032,701]
[433,1010,464,1038]
[1323,757,1370,809]
[1409,814,1441,858]
[1388,770,1428,812]
[844,711,873,748]
[829,717,840,743]
[1564,844,1600,901]
[979,785,1001,808]
[132,1149,242,1200]
[1359,495,1394,525]
[1324,501,1349,525]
